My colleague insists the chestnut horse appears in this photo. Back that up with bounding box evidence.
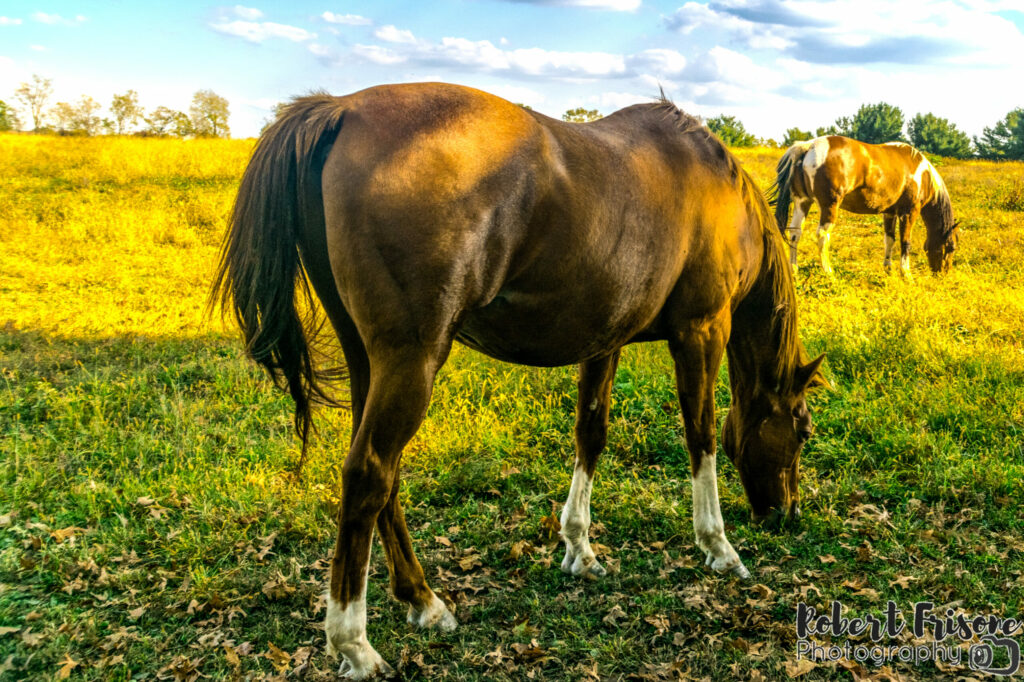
[212,83,824,679]
[772,136,959,276]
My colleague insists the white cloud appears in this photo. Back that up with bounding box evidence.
[210,20,315,43]
[353,44,406,65]
[488,83,547,107]
[587,91,656,111]
[30,44,46,51]
[233,5,263,20]
[509,0,641,10]
[321,11,372,26]
[375,25,417,44]
[308,43,331,57]
[350,28,630,79]
[31,12,86,25]
[0,16,23,25]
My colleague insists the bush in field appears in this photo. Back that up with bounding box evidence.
[975,108,1024,160]
[0,99,21,131]
[562,107,602,122]
[907,113,972,158]
[706,114,757,147]
[783,127,812,147]
[835,102,905,144]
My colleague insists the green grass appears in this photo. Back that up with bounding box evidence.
[1,135,1023,680]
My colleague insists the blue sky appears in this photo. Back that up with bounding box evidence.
[2,1,1023,139]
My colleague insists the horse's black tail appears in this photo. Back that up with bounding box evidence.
[210,93,348,466]
[768,142,810,233]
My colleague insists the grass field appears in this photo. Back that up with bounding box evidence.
[1,133,1023,681]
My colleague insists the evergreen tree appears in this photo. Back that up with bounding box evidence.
[705,114,757,147]
[907,113,972,158]
[974,108,1024,160]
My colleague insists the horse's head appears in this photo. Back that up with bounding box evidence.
[722,354,825,529]
[925,220,960,274]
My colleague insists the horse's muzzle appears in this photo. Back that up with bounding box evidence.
[752,502,801,531]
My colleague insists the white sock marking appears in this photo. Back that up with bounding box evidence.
[692,453,748,578]
[325,546,393,679]
[560,464,604,577]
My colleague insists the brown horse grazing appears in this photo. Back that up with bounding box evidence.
[771,136,960,276]
[212,83,825,679]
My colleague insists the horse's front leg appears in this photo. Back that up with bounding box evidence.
[816,199,840,277]
[560,350,620,579]
[899,210,919,278]
[669,315,750,579]
[883,214,897,273]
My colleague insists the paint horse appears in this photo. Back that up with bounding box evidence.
[212,83,825,679]
[772,136,959,276]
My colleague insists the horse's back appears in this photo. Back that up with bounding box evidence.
[314,83,758,365]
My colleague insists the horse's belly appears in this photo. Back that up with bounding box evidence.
[456,291,655,366]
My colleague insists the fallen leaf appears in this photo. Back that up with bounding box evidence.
[784,658,817,677]
[434,536,452,547]
[128,606,146,621]
[56,654,79,680]
[817,554,836,564]
[0,627,19,637]
[603,604,627,626]
[267,642,290,672]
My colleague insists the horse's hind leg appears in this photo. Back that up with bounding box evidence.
[786,199,813,273]
[333,315,457,633]
[883,214,897,273]
[378,476,457,630]
[816,199,840,276]
[669,312,749,579]
[325,344,449,680]
[560,350,621,579]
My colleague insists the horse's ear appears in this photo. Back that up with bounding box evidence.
[795,354,828,392]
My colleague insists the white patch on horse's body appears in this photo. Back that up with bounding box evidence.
[325,553,393,680]
[692,453,749,578]
[407,592,458,631]
[802,137,832,195]
[560,464,605,578]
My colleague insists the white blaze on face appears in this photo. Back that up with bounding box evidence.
[802,137,831,195]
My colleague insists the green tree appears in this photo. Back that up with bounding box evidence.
[705,114,757,147]
[0,100,21,131]
[189,89,230,138]
[836,103,905,144]
[144,106,193,137]
[110,90,143,134]
[783,127,812,147]
[562,107,602,123]
[260,101,290,134]
[974,108,1024,160]
[14,74,53,130]
[50,96,102,135]
[907,113,972,158]
[815,125,839,137]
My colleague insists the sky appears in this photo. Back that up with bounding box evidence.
[2,1,1023,140]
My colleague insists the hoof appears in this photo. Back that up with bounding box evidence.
[407,593,458,632]
[337,653,394,680]
[561,551,607,579]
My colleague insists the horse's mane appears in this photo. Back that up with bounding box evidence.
[651,96,811,392]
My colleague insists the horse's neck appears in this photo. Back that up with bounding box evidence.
[726,257,785,402]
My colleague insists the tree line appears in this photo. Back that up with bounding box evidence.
[707,102,1024,160]
[557,103,1024,161]
[0,74,231,138]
